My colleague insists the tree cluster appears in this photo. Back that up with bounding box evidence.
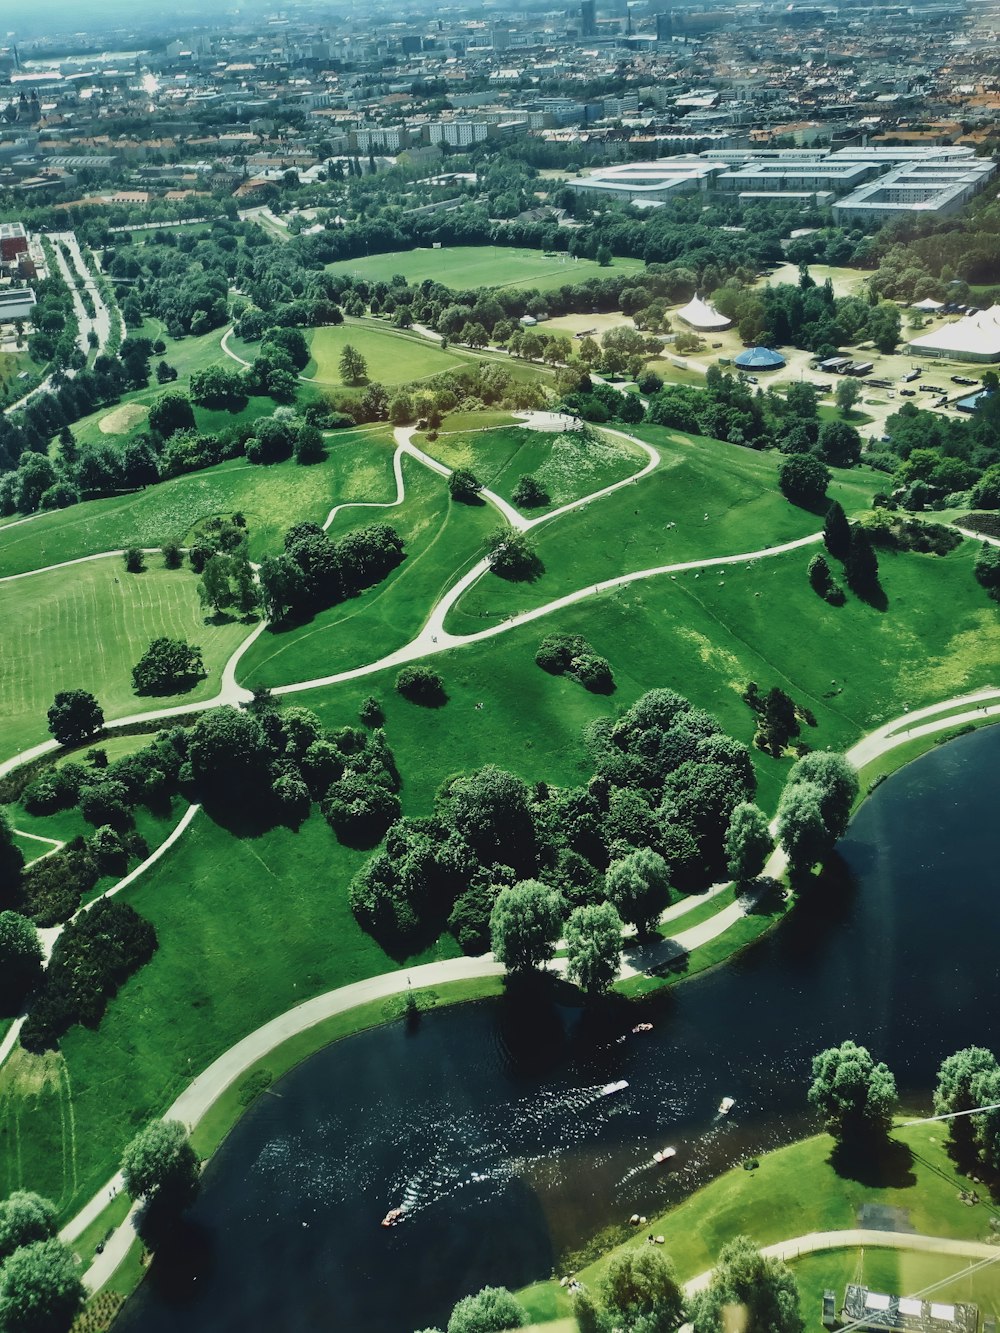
[258,520,405,623]
[776,752,859,879]
[21,898,157,1052]
[535,633,614,694]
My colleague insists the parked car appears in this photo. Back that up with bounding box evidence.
[900,388,916,396]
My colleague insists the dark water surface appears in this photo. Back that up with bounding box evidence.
[118,727,1000,1332]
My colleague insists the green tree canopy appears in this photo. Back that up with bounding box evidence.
[724,803,772,884]
[565,901,623,996]
[446,1285,527,1333]
[934,1046,999,1121]
[778,454,830,509]
[808,1039,897,1143]
[131,637,205,695]
[46,691,103,748]
[121,1119,200,1208]
[0,913,43,1011]
[0,1193,57,1264]
[604,848,670,935]
[489,879,564,974]
[689,1235,803,1333]
[0,1240,83,1333]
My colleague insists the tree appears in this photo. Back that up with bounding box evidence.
[486,529,539,580]
[0,1193,57,1264]
[565,902,622,997]
[0,912,43,1010]
[784,751,858,841]
[338,343,368,385]
[187,706,269,788]
[162,542,183,570]
[600,1248,685,1332]
[489,879,564,974]
[844,525,879,597]
[123,546,145,574]
[725,803,772,884]
[198,552,233,614]
[817,420,861,468]
[0,1238,85,1333]
[46,691,103,748]
[776,780,830,877]
[807,552,844,604]
[822,500,851,560]
[131,638,205,695]
[0,812,25,906]
[835,377,862,417]
[447,1285,527,1333]
[974,543,1000,601]
[395,665,445,705]
[512,475,549,508]
[147,390,195,439]
[689,1236,802,1333]
[808,1040,897,1143]
[933,1047,999,1122]
[121,1119,200,1209]
[604,848,670,935]
[596,243,612,268]
[449,469,483,503]
[778,454,830,508]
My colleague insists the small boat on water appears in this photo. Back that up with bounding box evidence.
[653,1147,676,1164]
[600,1079,629,1096]
[632,1023,653,1035]
[381,1207,405,1228]
[718,1097,735,1115]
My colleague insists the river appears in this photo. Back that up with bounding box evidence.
[116,726,1000,1332]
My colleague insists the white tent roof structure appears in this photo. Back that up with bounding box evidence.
[908,305,1000,361]
[912,296,944,311]
[676,293,731,331]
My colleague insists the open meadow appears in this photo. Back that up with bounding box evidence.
[303,319,480,385]
[324,245,644,292]
[0,559,253,754]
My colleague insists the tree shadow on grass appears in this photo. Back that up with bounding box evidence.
[134,672,206,699]
[829,1135,916,1189]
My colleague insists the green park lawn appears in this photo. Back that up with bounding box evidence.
[324,245,644,292]
[289,537,1000,817]
[417,424,647,511]
[303,319,477,386]
[0,807,460,1218]
[0,560,254,756]
[788,1248,1000,1328]
[0,431,397,577]
[444,427,884,628]
[518,1120,999,1324]
[238,453,497,687]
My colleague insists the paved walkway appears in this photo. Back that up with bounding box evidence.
[683,1229,1000,1296]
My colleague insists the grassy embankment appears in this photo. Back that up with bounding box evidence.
[518,1121,1000,1325]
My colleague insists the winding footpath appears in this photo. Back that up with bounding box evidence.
[1,414,999,1298]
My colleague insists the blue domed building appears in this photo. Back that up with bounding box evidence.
[734,346,786,371]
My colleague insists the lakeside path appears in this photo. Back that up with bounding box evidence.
[682,1228,1000,1297]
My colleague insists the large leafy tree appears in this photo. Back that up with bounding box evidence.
[338,343,368,385]
[446,1285,526,1333]
[934,1047,999,1120]
[725,803,772,884]
[46,690,103,748]
[808,1039,897,1143]
[0,1192,57,1264]
[777,454,830,509]
[131,637,205,695]
[0,1238,85,1333]
[604,848,670,935]
[121,1119,200,1209]
[565,902,622,997]
[689,1236,803,1333]
[489,880,564,974]
[0,912,43,1011]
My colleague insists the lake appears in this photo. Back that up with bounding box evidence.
[117,726,1000,1332]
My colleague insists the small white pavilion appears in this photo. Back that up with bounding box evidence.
[676,293,731,332]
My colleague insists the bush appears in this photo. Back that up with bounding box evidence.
[20,841,100,927]
[395,666,445,705]
[511,475,550,508]
[21,898,157,1051]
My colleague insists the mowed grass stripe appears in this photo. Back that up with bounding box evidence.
[0,562,253,755]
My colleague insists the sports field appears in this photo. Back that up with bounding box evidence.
[325,245,644,292]
[304,320,478,385]
[0,559,253,755]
